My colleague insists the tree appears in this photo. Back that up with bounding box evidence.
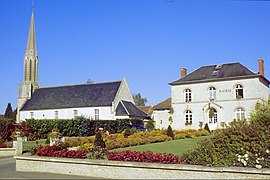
[12,108,17,120]
[133,93,147,106]
[4,103,13,119]
[166,125,174,140]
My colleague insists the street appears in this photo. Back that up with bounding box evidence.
[0,156,106,179]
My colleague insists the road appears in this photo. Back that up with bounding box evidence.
[0,156,106,179]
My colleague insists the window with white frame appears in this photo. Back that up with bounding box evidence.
[209,86,216,100]
[74,110,78,118]
[209,108,217,123]
[236,107,245,120]
[184,89,192,102]
[185,110,192,124]
[235,84,244,99]
[94,109,99,120]
[55,111,59,119]
[30,112,34,119]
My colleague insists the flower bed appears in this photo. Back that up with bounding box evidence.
[108,150,180,164]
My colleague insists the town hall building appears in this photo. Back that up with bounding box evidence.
[17,8,147,123]
[152,60,269,131]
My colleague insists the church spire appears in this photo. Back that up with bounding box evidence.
[25,5,37,57]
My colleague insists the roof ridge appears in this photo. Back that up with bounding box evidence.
[37,80,122,90]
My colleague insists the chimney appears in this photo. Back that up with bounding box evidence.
[180,68,187,78]
[258,58,264,76]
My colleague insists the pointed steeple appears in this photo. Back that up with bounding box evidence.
[25,10,37,57]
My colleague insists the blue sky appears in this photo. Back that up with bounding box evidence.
[0,0,269,113]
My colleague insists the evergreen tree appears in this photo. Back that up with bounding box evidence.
[166,125,174,140]
[12,108,17,120]
[4,103,13,119]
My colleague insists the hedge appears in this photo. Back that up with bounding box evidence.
[25,117,142,140]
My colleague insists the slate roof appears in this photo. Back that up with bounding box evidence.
[153,98,171,110]
[116,100,148,118]
[170,62,269,85]
[20,81,122,111]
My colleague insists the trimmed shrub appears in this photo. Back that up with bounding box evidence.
[166,125,174,140]
[0,119,15,141]
[94,130,106,148]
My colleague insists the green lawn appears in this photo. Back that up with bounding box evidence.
[110,136,209,156]
[23,139,47,152]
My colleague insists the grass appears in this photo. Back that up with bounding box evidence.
[23,139,47,152]
[110,136,210,156]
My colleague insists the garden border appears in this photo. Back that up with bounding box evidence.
[15,155,270,179]
[0,148,16,157]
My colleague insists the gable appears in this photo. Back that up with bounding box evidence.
[20,81,121,111]
[116,100,148,118]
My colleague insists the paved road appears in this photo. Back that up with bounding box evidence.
[0,156,106,179]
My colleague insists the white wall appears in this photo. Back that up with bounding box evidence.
[152,110,172,129]
[170,77,269,131]
[20,106,114,121]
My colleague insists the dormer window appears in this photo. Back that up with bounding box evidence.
[209,87,216,100]
[235,84,243,99]
[184,89,192,102]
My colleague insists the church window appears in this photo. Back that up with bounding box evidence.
[209,108,217,123]
[29,60,32,81]
[160,120,163,125]
[30,112,34,119]
[236,108,245,120]
[55,111,59,119]
[235,84,243,99]
[74,110,78,118]
[24,63,27,81]
[209,87,216,100]
[94,109,99,120]
[184,89,192,102]
[185,110,192,124]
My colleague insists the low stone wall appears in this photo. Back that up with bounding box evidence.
[15,155,270,179]
[0,148,16,157]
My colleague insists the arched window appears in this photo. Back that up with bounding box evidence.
[235,84,243,99]
[209,108,217,123]
[236,108,245,120]
[209,87,216,100]
[184,89,192,102]
[185,110,192,124]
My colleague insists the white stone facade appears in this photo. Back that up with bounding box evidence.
[170,77,269,131]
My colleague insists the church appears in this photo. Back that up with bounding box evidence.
[17,9,147,123]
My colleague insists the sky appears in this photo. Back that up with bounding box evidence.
[0,0,270,113]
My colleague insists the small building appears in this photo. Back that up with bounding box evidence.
[151,98,172,129]
[169,60,269,131]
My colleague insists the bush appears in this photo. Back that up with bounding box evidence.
[166,125,174,140]
[145,120,155,130]
[182,103,270,168]
[108,150,180,164]
[0,119,15,141]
